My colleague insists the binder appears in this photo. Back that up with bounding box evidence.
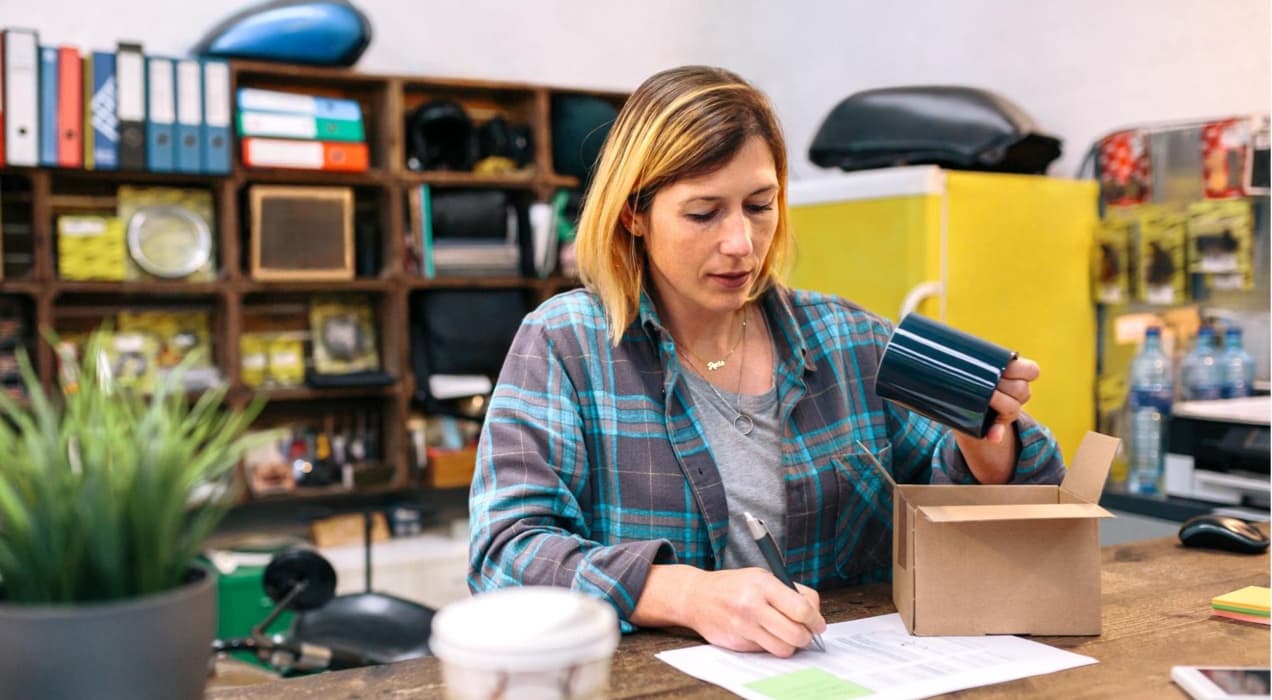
[38,45,57,166]
[81,54,92,168]
[174,59,201,173]
[236,110,365,142]
[88,51,117,170]
[236,87,362,121]
[240,137,368,172]
[420,184,434,279]
[114,42,146,171]
[3,29,38,166]
[145,56,175,172]
[56,46,82,168]
[200,59,230,174]
[0,33,5,164]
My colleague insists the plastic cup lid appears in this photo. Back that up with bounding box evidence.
[430,587,619,673]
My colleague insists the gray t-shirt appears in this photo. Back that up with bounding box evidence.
[680,367,784,570]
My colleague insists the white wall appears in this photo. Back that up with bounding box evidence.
[5,0,1268,178]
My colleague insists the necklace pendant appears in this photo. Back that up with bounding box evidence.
[706,360,725,371]
[734,413,755,435]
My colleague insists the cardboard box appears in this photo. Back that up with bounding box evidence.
[876,431,1119,636]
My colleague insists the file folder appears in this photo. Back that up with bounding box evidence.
[3,29,39,166]
[236,87,362,121]
[82,54,92,168]
[240,137,368,171]
[200,59,230,174]
[115,42,146,171]
[145,56,175,172]
[0,34,4,163]
[56,46,82,168]
[88,51,117,170]
[38,45,57,166]
[237,110,365,142]
[175,59,201,173]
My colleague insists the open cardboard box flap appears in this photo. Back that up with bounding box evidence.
[919,502,1113,523]
[1060,431,1119,502]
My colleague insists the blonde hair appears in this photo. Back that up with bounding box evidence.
[574,65,792,344]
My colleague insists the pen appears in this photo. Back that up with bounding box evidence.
[743,512,827,653]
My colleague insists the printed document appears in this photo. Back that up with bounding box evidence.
[655,613,1096,700]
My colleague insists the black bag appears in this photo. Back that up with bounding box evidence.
[428,188,534,277]
[409,290,530,413]
[809,86,1062,175]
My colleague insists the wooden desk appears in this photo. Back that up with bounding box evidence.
[208,534,1270,699]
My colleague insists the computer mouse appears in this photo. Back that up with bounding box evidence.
[1178,515,1270,554]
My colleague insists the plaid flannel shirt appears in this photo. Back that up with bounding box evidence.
[468,286,1064,630]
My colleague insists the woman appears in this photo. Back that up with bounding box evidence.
[468,65,1064,657]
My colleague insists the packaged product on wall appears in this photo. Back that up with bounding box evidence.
[56,215,127,281]
[104,332,160,393]
[1092,218,1132,305]
[240,333,269,388]
[267,333,306,387]
[1098,129,1152,207]
[1201,118,1251,200]
[116,186,218,282]
[1133,208,1188,305]
[309,296,380,375]
[1187,199,1254,291]
[116,309,213,371]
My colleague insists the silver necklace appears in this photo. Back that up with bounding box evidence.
[677,307,754,435]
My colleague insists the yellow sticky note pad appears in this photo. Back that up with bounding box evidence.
[1213,586,1271,614]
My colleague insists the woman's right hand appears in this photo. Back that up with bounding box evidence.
[631,564,826,657]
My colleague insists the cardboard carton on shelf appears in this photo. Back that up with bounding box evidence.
[877,431,1119,636]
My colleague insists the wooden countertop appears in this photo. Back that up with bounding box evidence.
[208,533,1270,699]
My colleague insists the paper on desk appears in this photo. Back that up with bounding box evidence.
[655,613,1096,700]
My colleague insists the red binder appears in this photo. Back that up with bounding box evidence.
[56,45,81,168]
[241,137,369,172]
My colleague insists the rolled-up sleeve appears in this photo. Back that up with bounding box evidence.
[932,415,1064,485]
[467,318,675,627]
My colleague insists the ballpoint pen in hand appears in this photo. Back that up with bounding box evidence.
[743,512,827,653]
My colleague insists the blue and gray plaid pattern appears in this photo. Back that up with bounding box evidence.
[468,286,1064,629]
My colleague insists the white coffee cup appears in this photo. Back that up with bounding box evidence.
[430,586,620,700]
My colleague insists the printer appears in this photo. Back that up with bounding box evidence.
[1165,396,1270,509]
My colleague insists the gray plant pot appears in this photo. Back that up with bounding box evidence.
[0,566,216,700]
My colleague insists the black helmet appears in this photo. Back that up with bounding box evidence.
[809,86,1062,175]
[406,99,477,172]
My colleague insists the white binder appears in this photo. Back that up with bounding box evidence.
[3,29,39,166]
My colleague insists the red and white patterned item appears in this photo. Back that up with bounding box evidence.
[1098,130,1151,206]
[1201,118,1249,199]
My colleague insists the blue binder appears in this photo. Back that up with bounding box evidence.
[145,56,175,172]
[38,45,58,166]
[174,59,202,173]
[236,87,362,122]
[200,59,231,174]
[89,51,118,170]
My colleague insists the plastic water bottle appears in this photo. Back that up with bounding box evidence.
[1180,328,1223,401]
[1127,327,1173,495]
[1220,327,1255,398]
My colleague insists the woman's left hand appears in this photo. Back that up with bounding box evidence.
[985,357,1040,444]
[953,357,1041,483]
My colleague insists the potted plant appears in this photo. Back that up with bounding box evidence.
[0,332,267,700]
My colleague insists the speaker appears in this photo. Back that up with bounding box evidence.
[250,186,354,281]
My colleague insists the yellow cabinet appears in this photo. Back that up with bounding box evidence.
[788,166,1098,464]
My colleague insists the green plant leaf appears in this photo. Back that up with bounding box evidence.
[0,330,268,603]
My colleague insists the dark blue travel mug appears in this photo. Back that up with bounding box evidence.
[874,313,1018,438]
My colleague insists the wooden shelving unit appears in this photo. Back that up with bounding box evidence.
[0,60,626,506]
